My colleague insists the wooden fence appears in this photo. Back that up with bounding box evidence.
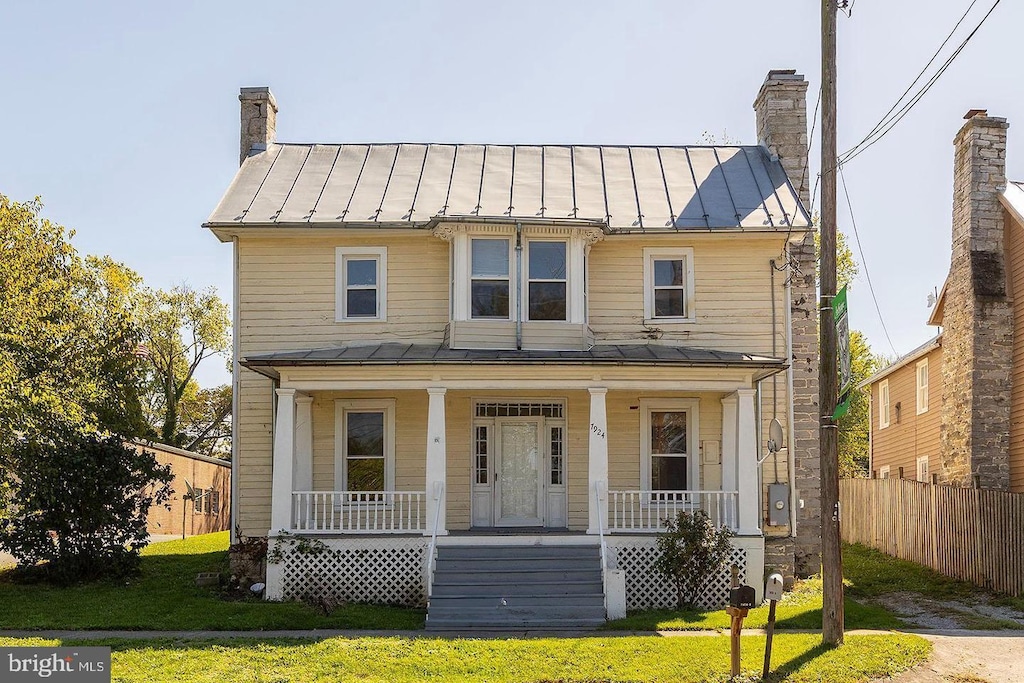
[839,478,1024,596]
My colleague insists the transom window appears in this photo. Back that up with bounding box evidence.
[528,241,567,321]
[643,247,695,322]
[475,403,564,418]
[336,247,387,321]
[471,238,510,319]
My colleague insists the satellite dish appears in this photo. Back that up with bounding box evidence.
[184,479,195,500]
[767,418,785,453]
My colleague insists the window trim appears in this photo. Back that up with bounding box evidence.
[879,379,890,429]
[643,247,696,323]
[916,359,929,414]
[334,399,396,495]
[469,237,513,320]
[639,398,700,497]
[335,247,387,322]
[879,465,890,479]
[916,455,929,482]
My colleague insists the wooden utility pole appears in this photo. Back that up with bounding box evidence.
[820,0,844,646]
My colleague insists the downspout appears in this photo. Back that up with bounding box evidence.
[230,235,240,545]
[515,222,523,350]
[784,257,798,536]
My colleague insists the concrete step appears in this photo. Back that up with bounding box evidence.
[425,616,606,631]
[433,569,602,584]
[434,556,599,571]
[428,594,605,609]
[430,580,603,597]
[427,604,607,620]
[438,545,599,560]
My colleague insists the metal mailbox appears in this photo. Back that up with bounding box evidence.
[765,573,784,602]
[729,585,756,609]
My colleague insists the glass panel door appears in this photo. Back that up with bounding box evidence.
[495,420,542,526]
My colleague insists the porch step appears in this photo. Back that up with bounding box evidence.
[427,544,606,631]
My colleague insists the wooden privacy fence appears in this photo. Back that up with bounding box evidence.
[840,478,1024,596]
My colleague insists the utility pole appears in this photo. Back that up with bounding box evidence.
[820,0,844,646]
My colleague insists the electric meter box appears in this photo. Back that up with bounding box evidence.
[768,484,789,527]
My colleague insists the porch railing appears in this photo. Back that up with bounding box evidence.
[607,490,739,532]
[291,491,426,533]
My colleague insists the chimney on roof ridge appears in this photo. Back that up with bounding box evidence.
[239,87,277,166]
[753,70,809,206]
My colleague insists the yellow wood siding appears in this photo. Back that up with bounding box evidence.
[870,346,943,479]
[588,235,789,355]
[1008,207,1024,492]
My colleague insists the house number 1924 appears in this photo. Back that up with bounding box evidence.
[590,424,606,439]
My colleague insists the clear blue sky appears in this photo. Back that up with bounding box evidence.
[3,1,1021,386]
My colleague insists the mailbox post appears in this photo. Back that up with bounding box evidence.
[762,573,784,679]
[725,565,755,679]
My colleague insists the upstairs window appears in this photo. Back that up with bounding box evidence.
[471,238,510,319]
[879,380,890,429]
[528,241,567,321]
[916,359,929,414]
[643,247,695,322]
[336,247,387,321]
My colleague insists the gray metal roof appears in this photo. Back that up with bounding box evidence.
[243,343,786,368]
[207,143,811,232]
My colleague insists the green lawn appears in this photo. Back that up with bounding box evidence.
[605,575,904,632]
[0,532,424,630]
[0,634,930,683]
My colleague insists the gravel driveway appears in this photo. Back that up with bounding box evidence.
[877,630,1024,682]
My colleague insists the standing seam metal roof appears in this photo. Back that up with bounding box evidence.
[207,143,811,231]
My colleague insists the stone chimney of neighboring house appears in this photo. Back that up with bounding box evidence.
[239,87,278,166]
[753,70,820,577]
[939,110,1012,490]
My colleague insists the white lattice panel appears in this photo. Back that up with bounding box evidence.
[609,538,747,610]
[280,537,427,607]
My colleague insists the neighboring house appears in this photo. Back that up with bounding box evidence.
[864,110,1024,493]
[204,69,821,625]
[137,440,231,537]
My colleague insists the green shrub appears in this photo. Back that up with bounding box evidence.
[0,431,172,582]
[654,509,734,609]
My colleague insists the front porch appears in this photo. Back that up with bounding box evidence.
[262,370,772,610]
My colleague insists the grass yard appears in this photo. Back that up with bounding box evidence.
[0,633,930,683]
[0,532,424,631]
[606,576,904,632]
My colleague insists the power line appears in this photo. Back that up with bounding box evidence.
[838,0,1000,167]
[838,163,899,356]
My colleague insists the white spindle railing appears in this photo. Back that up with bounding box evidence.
[291,491,426,533]
[606,490,739,532]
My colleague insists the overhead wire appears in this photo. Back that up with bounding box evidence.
[837,0,1000,168]
[838,163,899,356]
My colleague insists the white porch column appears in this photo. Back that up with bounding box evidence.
[425,388,448,536]
[735,388,761,536]
[270,388,297,534]
[294,395,314,491]
[587,387,609,535]
[720,395,738,498]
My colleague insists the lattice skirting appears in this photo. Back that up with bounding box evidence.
[607,537,748,610]
[279,537,427,607]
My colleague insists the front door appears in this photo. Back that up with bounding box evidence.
[494,419,543,526]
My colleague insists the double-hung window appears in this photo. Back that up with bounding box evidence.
[879,379,890,429]
[643,247,695,322]
[470,238,511,319]
[640,399,699,499]
[916,359,929,414]
[336,247,387,321]
[335,400,396,499]
[527,241,568,321]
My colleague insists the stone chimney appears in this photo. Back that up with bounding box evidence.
[753,70,820,577]
[239,87,278,165]
[939,110,1012,489]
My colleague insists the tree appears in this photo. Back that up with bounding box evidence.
[137,286,231,448]
[838,331,883,477]
[0,431,172,582]
[0,194,146,447]
[176,383,232,458]
[654,510,734,609]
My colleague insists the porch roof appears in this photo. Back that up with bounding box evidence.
[243,342,787,371]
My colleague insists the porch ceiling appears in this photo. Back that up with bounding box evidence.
[243,342,786,377]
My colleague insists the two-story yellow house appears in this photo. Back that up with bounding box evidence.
[206,70,819,628]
